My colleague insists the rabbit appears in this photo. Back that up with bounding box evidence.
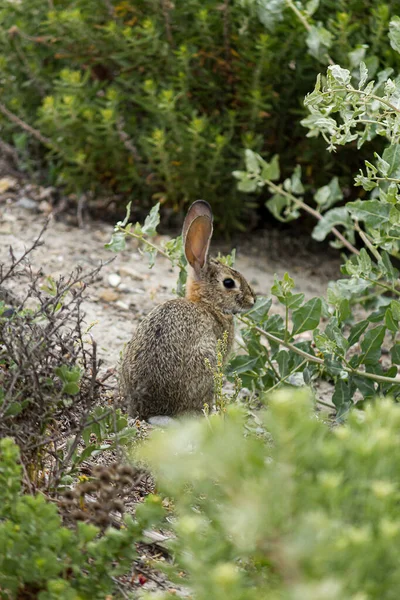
[119,200,256,420]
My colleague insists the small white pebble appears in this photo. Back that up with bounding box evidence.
[108,273,121,287]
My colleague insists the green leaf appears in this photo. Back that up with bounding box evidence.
[380,252,399,282]
[120,201,132,227]
[264,314,285,341]
[389,16,400,54]
[245,149,260,173]
[352,375,376,400]
[266,193,300,222]
[261,154,280,181]
[4,402,24,417]
[256,0,285,32]
[226,355,260,377]
[307,25,333,62]
[245,296,272,323]
[312,207,351,242]
[382,144,400,178]
[286,293,305,310]
[359,61,368,89]
[271,272,294,302]
[346,200,391,228]
[390,343,400,365]
[390,299,400,321]
[142,246,158,268]
[327,278,371,304]
[325,319,348,352]
[142,203,160,236]
[332,379,352,416]
[63,382,80,395]
[105,231,126,253]
[290,165,304,194]
[385,308,398,333]
[360,325,386,365]
[374,152,390,177]
[292,297,322,335]
[328,64,351,86]
[238,176,258,193]
[314,177,343,209]
[305,0,319,16]
[347,320,369,347]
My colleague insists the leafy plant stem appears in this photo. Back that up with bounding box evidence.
[354,220,381,261]
[266,180,360,255]
[284,0,311,32]
[320,88,400,114]
[115,225,171,260]
[265,358,308,395]
[285,0,334,65]
[242,318,400,385]
[363,276,400,297]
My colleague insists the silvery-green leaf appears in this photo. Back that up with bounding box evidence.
[256,0,285,32]
[389,16,400,54]
[359,61,368,89]
[142,203,160,236]
[328,64,351,86]
[306,25,333,63]
[314,177,343,209]
[312,207,351,242]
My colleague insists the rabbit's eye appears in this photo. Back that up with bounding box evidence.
[223,278,235,289]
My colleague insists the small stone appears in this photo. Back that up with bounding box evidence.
[115,300,130,311]
[38,186,55,200]
[118,266,145,281]
[108,273,121,288]
[99,289,119,302]
[16,196,37,211]
[39,200,52,215]
[131,287,145,295]
[0,177,17,193]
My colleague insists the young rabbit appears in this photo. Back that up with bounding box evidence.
[119,200,256,420]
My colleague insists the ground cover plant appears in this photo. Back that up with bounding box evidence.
[1,0,400,229]
[142,390,400,599]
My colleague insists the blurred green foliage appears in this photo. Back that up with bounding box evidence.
[1,0,400,230]
[142,389,400,599]
[0,437,159,599]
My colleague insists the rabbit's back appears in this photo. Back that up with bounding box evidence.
[119,298,233,419]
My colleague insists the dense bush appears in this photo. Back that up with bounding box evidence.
[1,0,400,229]
[143,389,400,599]
[0,226,137,491]
[0,437,163,600]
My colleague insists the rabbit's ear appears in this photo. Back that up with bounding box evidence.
[183,201,213,275]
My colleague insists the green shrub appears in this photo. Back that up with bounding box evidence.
[0,437,160,600]
[142,389,400,599]
[1,0,400,229]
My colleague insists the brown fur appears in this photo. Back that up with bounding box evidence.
[119,201,256,420]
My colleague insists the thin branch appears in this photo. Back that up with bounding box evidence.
[285,0,334,65]
[265,179,360,255]
[160,0,174,46]
[319,88,400,115]
[116,225,171,260]
[354,220,381,262]
[240,317,400,386]
[0,102,52,147]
